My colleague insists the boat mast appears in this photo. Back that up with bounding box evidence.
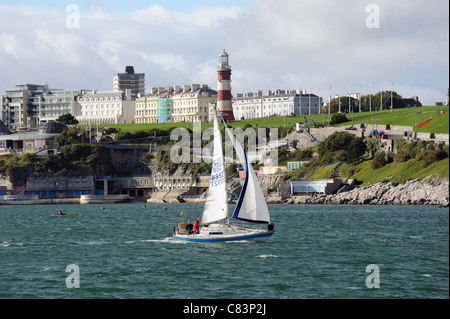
[217,109,231,227]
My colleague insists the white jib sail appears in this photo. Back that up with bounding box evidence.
[224,123,270,224]
[201,108,229,225]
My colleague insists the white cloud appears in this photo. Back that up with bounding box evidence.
[139,52,189,71]
[0,34,17,58]
[223,0,449,104]
[0,0,448,106]
[174,5,243,28]
[129,4,173,25]
[92,40,126,71]
[130,4,243,28]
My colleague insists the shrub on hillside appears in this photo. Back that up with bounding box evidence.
[372,151,387,170]
[19,152,39,164]
[393,149,407,163]
[330,113,348,125]
[114,131,133,141]
[422,149,448,168]
[394,140,434,162]
[318,131,366,164]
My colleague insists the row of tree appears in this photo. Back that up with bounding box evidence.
[322,91,404,114]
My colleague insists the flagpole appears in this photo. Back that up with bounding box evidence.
[391,82,393,112]
[309,88,311,115]
[328,85,331,126]
[359,85,361,113]
[348,84,350,114]
[328,94,330,126]
[338,85,341,113]
[380,90,383,111]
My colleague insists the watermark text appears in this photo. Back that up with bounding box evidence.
[365,4,380,29]
[365,264,380,288]
[65,264,80,288]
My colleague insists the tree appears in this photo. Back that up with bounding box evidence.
[324,96,358,114]
[346,137,367,163]
[322,91,404,113]
[56,113,79,125]
[372,151,387,169]
[318,131,354,155]
[330,113,348,125]
[54,127,87,146]
[318,131,366,164]
[360,91,404,112]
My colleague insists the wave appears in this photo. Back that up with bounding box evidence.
[125,238,186,244]
[258,254,277,258]
[75,240,109,245]
[0,241,24,247]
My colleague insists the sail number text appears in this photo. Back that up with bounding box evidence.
[211,158,225,187]
[210,171,225,187]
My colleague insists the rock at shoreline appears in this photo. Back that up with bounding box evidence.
[291,175,449,206]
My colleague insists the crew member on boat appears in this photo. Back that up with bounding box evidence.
[193,219,200,234]
[186,221,194,234]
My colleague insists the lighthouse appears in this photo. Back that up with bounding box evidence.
[217,49,235,122]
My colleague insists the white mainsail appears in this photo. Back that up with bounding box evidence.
[224,123,271,224]
[201,108,229,225]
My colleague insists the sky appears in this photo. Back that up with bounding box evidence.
[0,0,448,106]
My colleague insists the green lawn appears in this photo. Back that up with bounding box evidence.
[229,105,449,134]
[91,105,448,134]
[333,105,449,133]
[95,121,195,132]
[309,163,338,179]
[349,157,449,185]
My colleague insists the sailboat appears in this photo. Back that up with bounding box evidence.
[173,107,275,243]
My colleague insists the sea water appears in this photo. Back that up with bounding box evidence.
[0,203,448,299]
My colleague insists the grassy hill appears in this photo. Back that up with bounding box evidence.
[226,105,449,134]
[332,105,449,133]
[340,157,449,185]
[91,105,448,186]
[94,105,449,134]
[280,156,449,187]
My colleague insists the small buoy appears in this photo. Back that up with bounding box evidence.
[101,207,105,210]
[143,205,146,208]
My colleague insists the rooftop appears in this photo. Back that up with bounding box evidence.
[37,121,69,134]
[0,120,11,135]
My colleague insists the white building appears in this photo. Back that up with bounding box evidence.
[135,84,217,124]
[232,89,322,120]
[77,89,136,125]
[172,84,217,123]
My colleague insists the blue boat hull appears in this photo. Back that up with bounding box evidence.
[173,231,274,243]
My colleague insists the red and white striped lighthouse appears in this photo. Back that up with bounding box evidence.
[217,49,235,122]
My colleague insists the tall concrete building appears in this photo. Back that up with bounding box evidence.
[1,84,85,129]
[113,66,145,96]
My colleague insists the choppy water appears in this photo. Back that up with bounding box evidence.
[0,203,448,299]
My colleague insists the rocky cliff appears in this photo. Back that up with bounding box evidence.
[286,175,449,206]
